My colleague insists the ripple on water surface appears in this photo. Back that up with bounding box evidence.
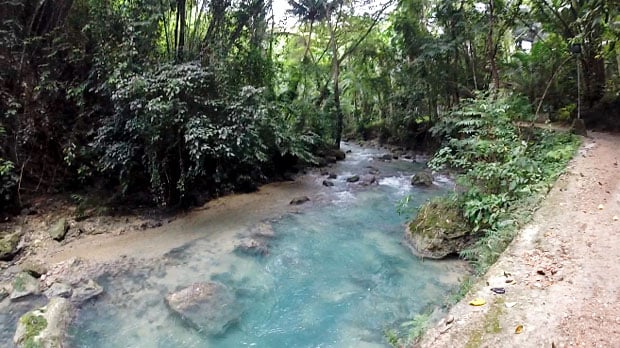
[64,144,467,348]
[69,187,466,348]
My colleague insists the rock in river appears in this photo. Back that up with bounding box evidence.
[405,198,472,259]
[346,175,360,183]
[411,172,433,187]
[14,297,73,348]
[165,282,239,335]
[358,174,377,186]
[290,196,310,205]
[235,238,269,256]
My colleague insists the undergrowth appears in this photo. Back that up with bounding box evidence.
[393,91,580,346]
[428,91,580,273]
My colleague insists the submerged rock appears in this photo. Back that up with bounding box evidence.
[14,297,73,348]
[165,282,239,335]
[411,172,433,187]
[49,218,69,241]
[290,196,310,205]
[0,232,21,260]
[328,173,337,179]
[250,223,275,238]
[10,272,40,300]
[322,180,335,187]
[405,198,472,259]
[367,166,380,175]
[358,175,377,186]
[346,175,360,183]
[235,238,269,257]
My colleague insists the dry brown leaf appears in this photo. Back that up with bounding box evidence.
[515,325,524,334]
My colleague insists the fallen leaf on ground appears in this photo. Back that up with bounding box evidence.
[505,302,517,308]
[515,325,523,334]
[469,298,486,306]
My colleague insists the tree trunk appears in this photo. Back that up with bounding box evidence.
[176,0,186,61]
[486,0,500,91]
[326,20,343,148]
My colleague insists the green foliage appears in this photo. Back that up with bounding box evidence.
[557,104,576,121]
[428,92,580,271]
[94,62,318,205]
[402,312,431,342]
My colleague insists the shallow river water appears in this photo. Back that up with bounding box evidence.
[21,144,468,347]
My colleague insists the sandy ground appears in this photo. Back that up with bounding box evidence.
[419,131,620,347]
[40,177,326,264]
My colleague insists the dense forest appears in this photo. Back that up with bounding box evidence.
[0,0,618,212]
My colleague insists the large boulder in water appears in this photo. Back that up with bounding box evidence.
[405,198,472,259]
[14,297,73,348]
[165,282,239,335]
[411,172,433,187]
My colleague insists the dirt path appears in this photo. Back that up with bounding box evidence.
[419,131,620,347]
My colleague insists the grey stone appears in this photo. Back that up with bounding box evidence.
[71,279,103,304]
[44,283,73,299]
[358,175,377,186]
[290,196,310,205]
[322,180,335,187]
[165,282,239,335]
[49,218,69,241]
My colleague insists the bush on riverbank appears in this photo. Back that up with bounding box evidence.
[414,92,580,272]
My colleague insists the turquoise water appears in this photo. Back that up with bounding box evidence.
[66,145,467,347]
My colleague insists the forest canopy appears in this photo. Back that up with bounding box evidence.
[0,0,618,209]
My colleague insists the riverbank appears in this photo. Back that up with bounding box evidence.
[1,142,463,347]
[418,131,620,347]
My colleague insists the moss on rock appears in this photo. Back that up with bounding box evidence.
[405,197,473,259]
[0,232,20,260]
[14,297,73,348]
[18,312,47,348]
